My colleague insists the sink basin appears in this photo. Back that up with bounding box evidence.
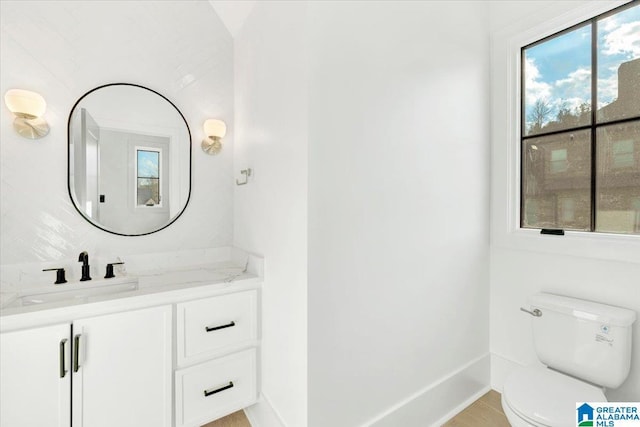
[3,277,138,309]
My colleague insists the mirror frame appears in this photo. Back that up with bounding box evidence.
[67,83,192,236]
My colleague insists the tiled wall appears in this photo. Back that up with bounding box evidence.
[0,1,234,268]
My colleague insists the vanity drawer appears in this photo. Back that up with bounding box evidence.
[175,348,257,427]
[177,290,257,365]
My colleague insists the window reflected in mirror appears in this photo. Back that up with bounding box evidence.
[136,149,161,207]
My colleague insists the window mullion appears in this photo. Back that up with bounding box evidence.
[590,17,597,232]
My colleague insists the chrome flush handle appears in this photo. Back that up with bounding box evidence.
[520,307,542,317]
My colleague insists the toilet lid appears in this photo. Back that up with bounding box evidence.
[503,366,606,427]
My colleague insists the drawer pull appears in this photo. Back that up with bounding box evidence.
[205,321,236,332]
[203,381,234,397]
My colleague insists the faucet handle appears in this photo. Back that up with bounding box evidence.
[105,262,125,279]
[43,268,67,284]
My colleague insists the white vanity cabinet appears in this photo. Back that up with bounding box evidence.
[0,305,172,427]
[0,323,71,427]
[1,270,262,427]
[175,290,259,427]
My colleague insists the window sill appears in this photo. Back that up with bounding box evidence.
[492,226,640,264]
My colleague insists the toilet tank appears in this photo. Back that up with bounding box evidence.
[528,293,636,389]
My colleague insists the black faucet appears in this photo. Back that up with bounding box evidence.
[78,251,91,281]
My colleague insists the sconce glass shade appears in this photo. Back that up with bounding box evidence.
[5,89,46,118]
[202,119,227,155]
[4,89,49,139]
[203,119,227,138]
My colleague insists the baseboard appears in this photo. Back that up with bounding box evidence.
[490,352,525,393]
[364,353,491,427]
[244,393,287,427]
[244,353,516,426]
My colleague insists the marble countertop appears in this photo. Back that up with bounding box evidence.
[0,249,263,331]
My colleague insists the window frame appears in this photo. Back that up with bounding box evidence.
[519,1,640,233]
[490,0,639,264]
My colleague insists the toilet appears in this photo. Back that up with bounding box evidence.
[501,293,636,427]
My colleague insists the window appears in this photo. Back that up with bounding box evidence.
[560,198,576,223]
[521,2,640,235]
[612,140,635,168]
[136,148,161,207]
[550,149,568,173]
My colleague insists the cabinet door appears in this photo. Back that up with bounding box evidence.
[72,305,172,427]
[0,323,71,427]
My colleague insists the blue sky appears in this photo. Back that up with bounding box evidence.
[138,150,159,178]
[524,4,640,124]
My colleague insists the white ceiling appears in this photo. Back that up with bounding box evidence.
[208,1,256,37]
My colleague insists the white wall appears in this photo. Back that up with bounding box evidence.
[0,1,233,270]
[489,0,640,401]
[233,2,308,426]
[307,2,491,426]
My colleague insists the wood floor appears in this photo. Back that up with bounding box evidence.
[202,391,509,427]
[202,410,251,427]
[442,390,510,427]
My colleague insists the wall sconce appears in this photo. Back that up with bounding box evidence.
[201,119,227,155]
[4,89,50,139]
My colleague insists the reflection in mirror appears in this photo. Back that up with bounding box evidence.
[68,84,191,236]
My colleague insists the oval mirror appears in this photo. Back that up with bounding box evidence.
[68,83,191,236]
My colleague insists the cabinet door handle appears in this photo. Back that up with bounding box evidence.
[59,339,68,378]
[205,321,235,332]
[203,381,234,397]
[73,334,82,372]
